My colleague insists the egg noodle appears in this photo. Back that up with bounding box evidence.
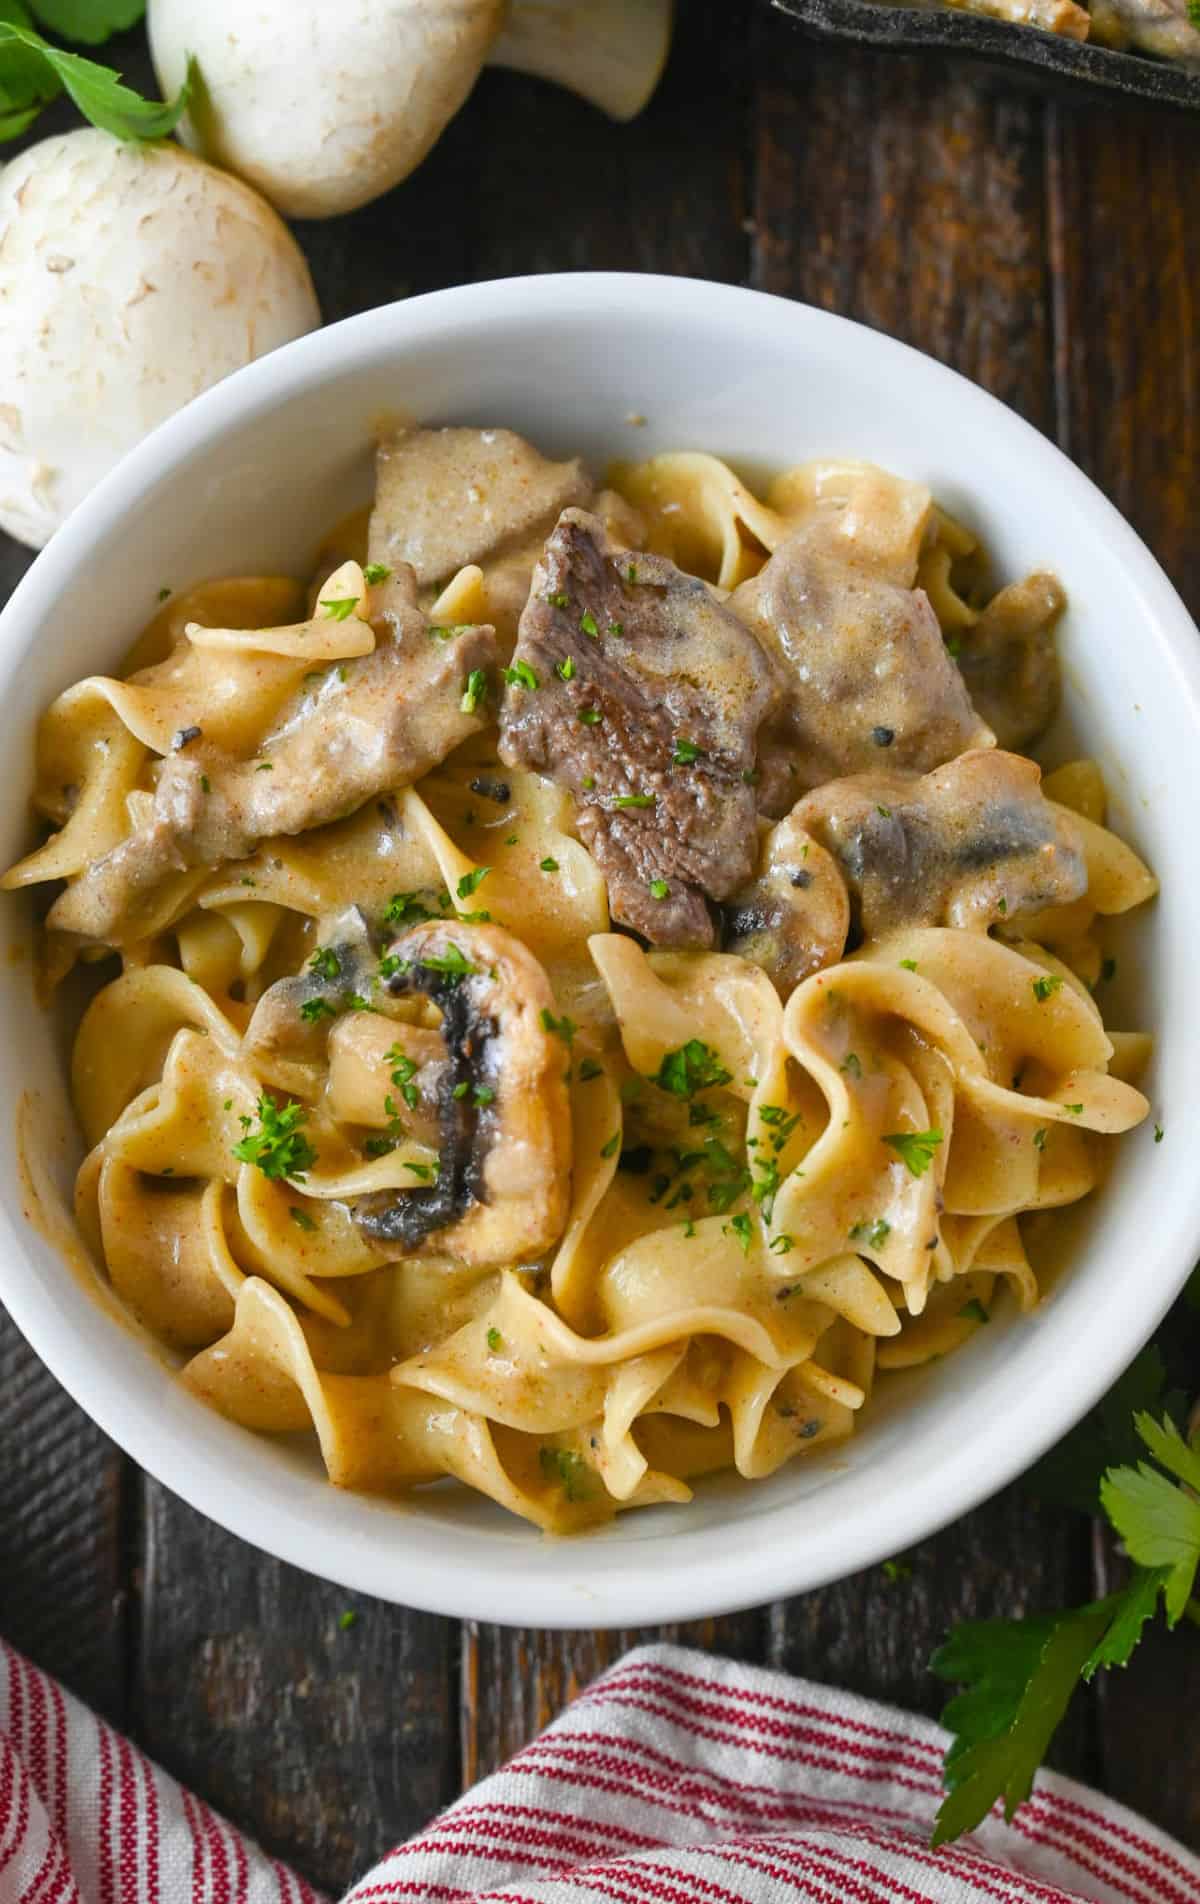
[3,436,1156,1532]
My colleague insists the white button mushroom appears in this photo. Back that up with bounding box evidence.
[0,128,321,550]
[147,0,674,221]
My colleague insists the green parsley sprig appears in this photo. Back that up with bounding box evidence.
[0,5,194,143]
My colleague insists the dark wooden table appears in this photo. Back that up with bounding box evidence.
[3,6,1199,1891]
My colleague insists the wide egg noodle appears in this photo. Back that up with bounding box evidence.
[0,445,1159,1534]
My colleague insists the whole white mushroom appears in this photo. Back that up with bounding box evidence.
[148,0,674,221]
[0,128,321,549]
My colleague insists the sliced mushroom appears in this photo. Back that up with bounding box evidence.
[353,921,572,1265]
[954,572,1064,752]
[792,749,1087,940]
[723,817,850,997]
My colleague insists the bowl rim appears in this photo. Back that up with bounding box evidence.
[2,270,1199,1628]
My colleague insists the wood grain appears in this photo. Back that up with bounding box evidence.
[132,1486,458,1894]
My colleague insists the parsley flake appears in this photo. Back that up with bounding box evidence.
[611,793,655,810]
[672,738,703,765]
[289,1206,317,1233]
[883,1128,943,1177]
[232,1094,318,1182]
[503,660,539,691]
[600,1131,621,1160]
[363,562,391,585]
[578,707,601,725]
[460,668,488,715]
[319,595,359,621]
[1032,974,1064,1003]
[649,878,669,900]
[540,856,559,873]
[308,946,341,982]
[653,1040,732,1098]
[456,866,490,899]
[580,609,600,639]
[556,655,576,681]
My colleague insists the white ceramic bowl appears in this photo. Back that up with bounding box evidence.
[1,275,1198,1628]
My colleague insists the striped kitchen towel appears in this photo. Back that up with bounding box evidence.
[2,1637,1198,1904]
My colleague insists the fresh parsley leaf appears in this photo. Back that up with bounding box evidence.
[653,1039,732,1099]
[486,1326,503,1352]
[727,1212,753,1256]
[27,0,144,45]
[578,1057,603,1082]
[579,609,599,638]
[1032,974,1064,1003]
[578,707,601,725]
[338,1608,357,1631]
[460,668,488,715]
[930,1598,1116,1847]
[0,22,192,141]
[419,943,476,982]
[288,1205,317,1233]
[882,1128,943,1177]
[503,660,538,690]
[539,856,559,873]
[540,1008,576,1047]
[899,957,918,972]
[611,793,655,810]
[556,655,576,681]
[958,1298,990,1325]
[456,866,490,899]
[232,1094,318,1182]
[849,1217,891,1249]
[649,878,669,900]
[299,996,337,1024]
[538,1445,592,1502]
[840,1052,863,1079]
[319,595,359,621]
[308,946,341,982]
[672,738,703,765]
[600,1130,621,1160]
[1102,1414,1200,1622]
[363,562,390,585]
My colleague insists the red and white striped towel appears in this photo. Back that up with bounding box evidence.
[3,1637,1198,1904]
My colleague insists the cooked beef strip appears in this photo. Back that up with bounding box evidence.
[955,572,1064,752]
[732,523,994,816]
[49,566,498,945]
[368,426,593,588]
[792,748,1087,940]
[497,509,778,947]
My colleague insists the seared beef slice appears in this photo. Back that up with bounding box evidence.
[498,510,777,946]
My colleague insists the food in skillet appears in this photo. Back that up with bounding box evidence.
[3,429,1156,1532]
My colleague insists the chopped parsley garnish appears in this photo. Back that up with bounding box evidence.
[385,1049,420,1111]
[338,1610,358,1631]
[959,1298,990,1325]
[611,793,655,810]
[539,1446,592,1501]
[578,707,601,725]
[419,943,476,982]
[363,562,391,585]
[540,1009,577,1047]
[672,738,703,765]
[232,1094,318,1181]
[472,1084,496,1107]
[540,856,559,873]
[997,897,1008,916]
[1155,1124,1164,1143]
[578,1057,603,1082]
[343,992,371,1012]
[364,1135,397,1158]
[1033,1127,1048,1151]
[626,562,639,583]
[289,1206,317,1233]
[308,946,341,982]
[300,997,337,1024]
[876,803,893,819]
[849,1217,891,1249]
[769,1234,794,1255]
[452,1080,469,1099]
[649,879,669,900]
[1064,1103,1083,1116]
[545,590,570,608]
[726,1213,753,1256]
[503,660,539,690]
[456,866,490,899]
[704,1136,751,1212]
[1032,974,1064,1003]
[429,623,472,641]
[487,1327,503,1352]
[741,769,758,785]
[600,1131,621,1159]
[840,1052,863,1079]
[320,595,359,621]
[751,1155,782,1222]
[653,1039,733,1098]
[157,585,172,602]
[899,958,919,972]
[404,1161,434,1181]
[883,1128,943,1177]
[383,890,443,925]
[254,759,273,772]
[556,655,576,681]
[1100,957,1117,984]
[200,774,211,794]
[504,833,519,845]
[378,954,410,980]
[609,620,624,637]
[580,609,600,639]
[581,775,595,791]
[460,668,488,715]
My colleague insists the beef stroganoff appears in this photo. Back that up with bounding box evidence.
[4,430,1157,1532]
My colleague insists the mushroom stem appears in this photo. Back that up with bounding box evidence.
[487,0,673,120]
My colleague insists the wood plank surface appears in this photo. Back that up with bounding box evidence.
[0,6,1198,1895]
